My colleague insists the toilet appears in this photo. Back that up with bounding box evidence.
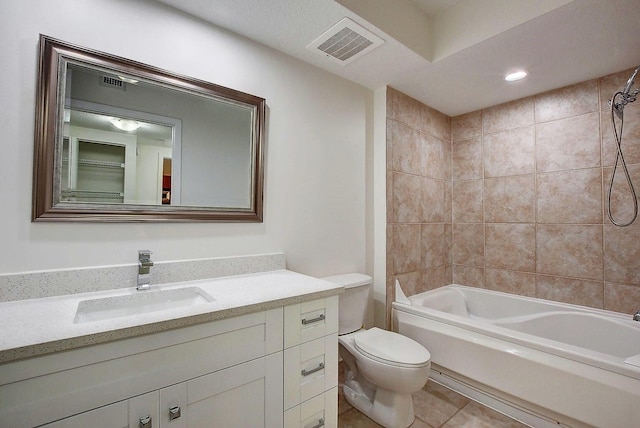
[323,273,431,428]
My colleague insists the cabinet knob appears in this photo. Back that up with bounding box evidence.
[139,415,152,428]
[169,405,182,421]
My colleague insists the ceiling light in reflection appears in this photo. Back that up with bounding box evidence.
[504,70,528,82]
[111,118,141,131]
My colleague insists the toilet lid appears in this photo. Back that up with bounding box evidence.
[353,328,430,367]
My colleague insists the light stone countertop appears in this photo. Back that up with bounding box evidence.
[0,269,343,363]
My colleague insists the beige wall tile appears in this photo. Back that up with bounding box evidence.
[443,136,452,181]
[604,225,640,285]
[445,264,453,284]
[483,98,534,134]
[386,119,394,171]
[453,223,484,267]
[535,80,599,123]
[392,224,422,274]
[601,106,640,166]
[485,223,536,272]
[536,275,604,308]
[452,111,482,142]
[537,225,603,280]
[422,178,446,222]
[386,171,393,222]
[422,265,447,291]
[444,180,452,222]
[391,121,422,174]
[453,265,485,288]
[536,112,601,172]
[387,87,422,129]
[485,269,536,297]
[395,270,422,296]
[537,169,602,224]
[604,282,640,314]
[422,223,445,268]
[444,223,453,265]
[452,137,483,181]
[453,180,483,223]
[422,133,446,180]
[484,126,535,177]
[484,175,535,223]
[385,276,394,329]
[603,165,640,226]
[393,172,422,223]
[386,224,394,275]
[423,105,451,141]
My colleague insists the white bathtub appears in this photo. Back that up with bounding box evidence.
[392,284,640,428]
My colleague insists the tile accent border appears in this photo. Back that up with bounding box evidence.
[0,253,286,302]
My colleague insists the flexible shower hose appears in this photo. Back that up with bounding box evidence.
[606,91,638,227]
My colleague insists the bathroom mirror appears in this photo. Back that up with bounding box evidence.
[33,35,265,222]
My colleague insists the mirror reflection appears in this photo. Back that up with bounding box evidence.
[33,35,265,222]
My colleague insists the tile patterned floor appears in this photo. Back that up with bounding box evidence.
[337,363,528,428]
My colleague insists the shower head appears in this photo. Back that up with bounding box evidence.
[611,65,640,120]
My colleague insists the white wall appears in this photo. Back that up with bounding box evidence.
[0,0,372,278]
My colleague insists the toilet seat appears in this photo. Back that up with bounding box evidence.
[353,327,430,368]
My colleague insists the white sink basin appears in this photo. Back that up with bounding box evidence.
[74,287,215,323]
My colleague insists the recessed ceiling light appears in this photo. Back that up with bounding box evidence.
[504,70,528,82]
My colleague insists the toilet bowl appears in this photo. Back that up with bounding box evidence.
[322,274,431,428]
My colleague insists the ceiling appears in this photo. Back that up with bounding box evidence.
[155,0,640,117]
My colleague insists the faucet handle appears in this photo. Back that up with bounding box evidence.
[138,250,153,262]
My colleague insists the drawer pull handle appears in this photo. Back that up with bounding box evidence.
[301,362,325,376]
[139,415,152,428]
[301,314,325,325]
[169,405,181,421]
[310,417,325,428]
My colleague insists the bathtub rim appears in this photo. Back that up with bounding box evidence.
[392,284,640,381]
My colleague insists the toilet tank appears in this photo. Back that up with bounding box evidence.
[322,273,372,335]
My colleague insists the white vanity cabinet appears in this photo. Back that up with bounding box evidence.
[0,309,284,428]
[0,292,340,428]
[283,295,339,428]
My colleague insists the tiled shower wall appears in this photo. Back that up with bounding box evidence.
[386,68,640,323]
[385,88,452,325]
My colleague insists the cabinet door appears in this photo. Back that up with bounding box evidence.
[186,352,283,428]
[41,402,128,428]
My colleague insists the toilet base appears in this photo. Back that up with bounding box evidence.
[343,379,415,428]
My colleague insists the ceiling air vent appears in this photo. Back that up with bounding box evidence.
[99,75,126,91]
[307,18,384,65]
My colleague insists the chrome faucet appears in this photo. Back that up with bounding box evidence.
[634,310,640,322]
[137,250,153,290]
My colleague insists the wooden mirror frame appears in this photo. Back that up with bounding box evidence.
[33,35,265,222]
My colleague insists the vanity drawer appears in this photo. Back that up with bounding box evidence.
[284,333,338,410]
[284,295,338,349]
[284,387,337,428]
